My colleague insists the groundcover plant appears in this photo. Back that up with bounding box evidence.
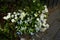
[2,0,49,38]
[3,7,49,36]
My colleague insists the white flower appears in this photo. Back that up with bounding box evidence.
[42,5,48,13]
[35,25,37,27]
[35,27,40,32]
[18,10,22,12]
[7,16,10,19]
[11,15,14,18]
[43,23,49,28]
[20,12,26,20]
[40,13,45,20]
[19,20,23,24]
[3,16,8,20]
[43,23,46,27]
[38,11,40,13]
[6,13,11,19]
[33,0,36,3]
[21,12,26,16]
[3,15,10,20]
[20,38,25,40]
[7,13,11,16]
[3,13,11,20]
[40,28,47,32]
[13,12,16,14]
[24,20,27,23]
[39,20,42,28]
[20,20,22,24]
[44,5,48,12]
[42,10,46,13]
[27,17,31,22]
[17,20,23,24]
[43,19,47,24]
[44,15,47,17]
[34,14,38,17]
[17,13,20,15]
[36,18,40,21]
[7,15,10,19]
[15,14,17,17]
[30,32,34,35]
[11,19,15,22]
[15,26,18,28]
[27,17,30,20]
[15,16,18,19]
[45,24,49,28]
[44,5,47,8]
[21,27,26,30]
[45,8,48,12]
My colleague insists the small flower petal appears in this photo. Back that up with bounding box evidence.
[11,19,15,22]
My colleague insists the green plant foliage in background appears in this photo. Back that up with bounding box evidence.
[0,0,46,13]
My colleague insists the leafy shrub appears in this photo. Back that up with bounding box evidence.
[0,0,49,40]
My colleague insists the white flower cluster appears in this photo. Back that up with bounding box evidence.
[3,5,49,35]
[3,13,11,20]
[3,10,26,23]
[36,13,49,32]
[35,5,49,32]
[42,5,48,13]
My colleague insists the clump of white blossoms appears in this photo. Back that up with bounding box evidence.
[3,5,49,35]
[3,13,11,20]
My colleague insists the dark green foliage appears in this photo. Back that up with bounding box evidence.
[0,0,45,13]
